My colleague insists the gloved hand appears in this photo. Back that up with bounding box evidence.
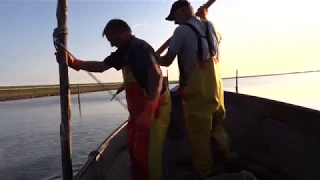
[136,99,158,129]
[197,6,208,20]
[54,52,83,71]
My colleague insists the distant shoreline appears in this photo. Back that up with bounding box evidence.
[0,83,122,102]
[2,69,319,102]
[0,81,178,102]
[0,89,112,102]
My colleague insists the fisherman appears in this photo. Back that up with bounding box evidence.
[54,19,171,180]
[156,0,229,178]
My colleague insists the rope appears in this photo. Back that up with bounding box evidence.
[52,26,67,52]
[52,27,127,110]
[53,26,68,36]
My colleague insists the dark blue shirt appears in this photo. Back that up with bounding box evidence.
[104,37,164,93]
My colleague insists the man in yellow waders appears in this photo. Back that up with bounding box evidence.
[156,1,229,179]
[55,19,171,180]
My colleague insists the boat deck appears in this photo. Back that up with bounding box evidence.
[104,93,320,180]
[224,94,320,180]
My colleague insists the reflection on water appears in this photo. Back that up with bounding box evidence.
[0,73,319,179]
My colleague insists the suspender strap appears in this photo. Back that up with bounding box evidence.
[204,22,214,57]
[184,23,205,61]
[177,22,216,87]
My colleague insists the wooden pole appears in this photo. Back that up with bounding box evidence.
[56,0,73,179]
[235,69,238,93]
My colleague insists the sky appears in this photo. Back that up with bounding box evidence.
[0,0,319,86]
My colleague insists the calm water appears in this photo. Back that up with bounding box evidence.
[1,72,319,180]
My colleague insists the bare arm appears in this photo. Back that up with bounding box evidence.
[76,49,126,72]
[157,51,176,67]
[146,62,163,100]
[157,26,185,67]
[56,52,111,72]
[79,61,111,72]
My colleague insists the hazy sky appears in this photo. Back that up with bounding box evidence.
[0,0,319,86]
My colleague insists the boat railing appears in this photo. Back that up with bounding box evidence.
[225,91,320,140]
[229,69,320,94]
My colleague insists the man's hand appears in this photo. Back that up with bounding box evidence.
[54,52,83,71]
[197,6,208,20]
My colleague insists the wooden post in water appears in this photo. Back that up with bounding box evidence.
[235,69,239,93]
[56,0,73,179]
[77,84,82,118]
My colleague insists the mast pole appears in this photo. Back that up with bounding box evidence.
[55,0,73,179]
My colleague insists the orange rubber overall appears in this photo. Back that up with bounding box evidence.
[123,66,171,180]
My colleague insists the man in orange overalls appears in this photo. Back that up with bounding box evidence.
[156,1,229,179]
[55,19,171,180]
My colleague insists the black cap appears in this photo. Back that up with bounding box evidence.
[166,0,191,21]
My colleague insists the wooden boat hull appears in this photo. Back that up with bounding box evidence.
[74,87,320,180]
